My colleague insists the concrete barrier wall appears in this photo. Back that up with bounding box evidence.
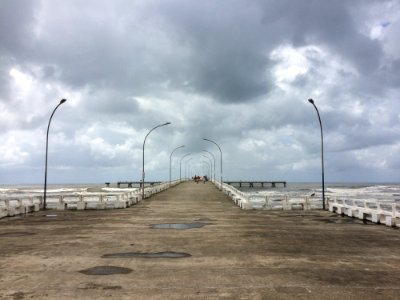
[219,181,400,227]
[0,180,181,219]
[329,197,400,227]
[219,181,321,210]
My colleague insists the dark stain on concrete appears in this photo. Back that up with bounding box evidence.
[79,266,132,275]
[102,251,191,258]
[0,232,35,237]
[150,222,208,229]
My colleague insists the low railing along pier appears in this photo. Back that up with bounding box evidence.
[0,180,180,219]
[329,197,400,227]
[219,181,400,227]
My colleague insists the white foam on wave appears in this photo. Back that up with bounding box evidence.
[0,188,19,193]
[101,188,138,192]
[242,184,400,205]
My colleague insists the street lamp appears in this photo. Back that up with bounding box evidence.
[180,153,191,182]
[169,145,185,186]
[202,160,211,180]
[43,99,67,210]
[185,157,193,180]
[202,150,216,183]
[308,98,325,210]
[203,138,223,189]
[202,155,213,181]
[142,122,171,200]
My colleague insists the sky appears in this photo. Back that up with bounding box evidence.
[0,0,400,184]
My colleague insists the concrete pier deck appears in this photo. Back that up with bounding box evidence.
[0,182,399,299]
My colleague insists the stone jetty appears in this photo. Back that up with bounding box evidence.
[0,181,399,299]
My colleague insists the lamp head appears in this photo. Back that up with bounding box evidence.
[60,99,67,104]
[164,122,171,125]
[308,98,314,104]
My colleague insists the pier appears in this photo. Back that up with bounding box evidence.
[104,181,162,188]
[0,181,399,299]
[225,180,287,188]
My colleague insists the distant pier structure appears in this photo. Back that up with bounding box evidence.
[225,181,286,188]
[105,181,162,188]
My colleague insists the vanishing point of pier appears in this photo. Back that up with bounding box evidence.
[0,182,399,299]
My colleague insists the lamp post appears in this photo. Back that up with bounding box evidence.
[202,155,213,181]
[180,153,191,182]
[203,138,223,189]
[202,150,215,183]
[43,99,67,210]
[142,122,171,200]
[185,158,193,179]
[308,98,325,210]
[202,160,211,180]
[170,145,185,186]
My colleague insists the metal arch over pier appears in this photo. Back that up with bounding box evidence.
[225,181,287,188]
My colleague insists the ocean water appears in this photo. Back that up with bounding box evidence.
[237,182,400,205]
[0,183,138,198]
[1,182,399,205]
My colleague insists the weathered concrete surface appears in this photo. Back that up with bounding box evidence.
[0,182,399,299]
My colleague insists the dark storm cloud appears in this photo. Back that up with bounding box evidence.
[258,0,383,71]
[0,0,39,54]
[0,0,399,183]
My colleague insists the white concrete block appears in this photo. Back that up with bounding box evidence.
[346,208,354,217]
[371,212,380,223]
[96,203,107,209]
[56,203,67,210]
[385,216,395,227]
[77,202,86,210]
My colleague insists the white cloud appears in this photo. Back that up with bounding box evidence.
[0,0,399,183]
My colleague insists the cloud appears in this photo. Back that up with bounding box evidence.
[0,0,399,184]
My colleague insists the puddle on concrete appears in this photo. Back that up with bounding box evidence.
[278,214,322,218]
[45,214,58,217]
[0,232,35,237]
[102,251,191,258]
[150,222,207,229]
[313,217,371,225]
[79,266,132,275]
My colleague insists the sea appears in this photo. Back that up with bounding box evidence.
[237,182,400,205]
[1,182,400,205]
[0,183,138,199]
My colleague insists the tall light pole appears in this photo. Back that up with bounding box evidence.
[308,98,325,210]
[203,138,223,189]
[202,155,213,181]
[180,153,191,182]
[142,122,171,200]
[185,158,193,179]
[44,99,67,210]
[170,145,185,186]
[202,160,211,179]
[202,150,215,183]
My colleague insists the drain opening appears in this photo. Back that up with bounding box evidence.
[102,251,191,258]
[150,222,207,229]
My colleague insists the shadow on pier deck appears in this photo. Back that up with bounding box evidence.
[0,181,399,299]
